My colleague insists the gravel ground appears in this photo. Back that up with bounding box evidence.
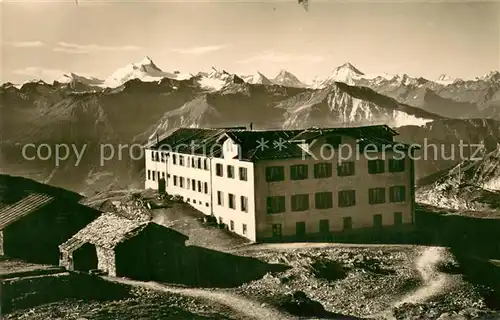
[3,287,239,320]
[231,245,495,319]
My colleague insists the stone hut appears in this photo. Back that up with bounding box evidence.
[59,213,188,280]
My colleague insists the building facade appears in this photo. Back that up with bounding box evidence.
[144,126,417,242]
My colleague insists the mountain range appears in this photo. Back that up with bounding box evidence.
[1,56,499,212]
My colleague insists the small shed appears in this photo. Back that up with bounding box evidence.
[59,213,188,280]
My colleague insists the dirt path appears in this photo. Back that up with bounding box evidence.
[395,246,450,306]
[366,246,452,319]
[103,276,294,320]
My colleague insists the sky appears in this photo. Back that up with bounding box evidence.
[2,0,499,84]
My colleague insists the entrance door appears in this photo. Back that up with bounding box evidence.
[296,222,306,239]
[319,219,329,233]
[158,178,166,193]
[73,243,98,272]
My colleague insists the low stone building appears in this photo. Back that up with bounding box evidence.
[59,213,188,280]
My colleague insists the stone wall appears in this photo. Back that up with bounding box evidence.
[96,246,116,276]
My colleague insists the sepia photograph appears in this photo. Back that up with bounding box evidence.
[1,0,500,319]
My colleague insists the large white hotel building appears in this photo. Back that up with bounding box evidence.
[144,125,416,242]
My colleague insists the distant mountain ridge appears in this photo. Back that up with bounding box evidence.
[7,57,497,121]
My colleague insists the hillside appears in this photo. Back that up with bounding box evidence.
[416,146,500,212]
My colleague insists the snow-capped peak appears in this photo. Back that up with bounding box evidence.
[435,74,457,85]
[241,71,273,85]
[57,72,105,86]
[315,62,365,87]
[272,69,306,87]
[208,67,231,80]
[103,56,179,88]
[479,71,500,82]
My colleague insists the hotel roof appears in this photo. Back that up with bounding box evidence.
[148,125,410,161]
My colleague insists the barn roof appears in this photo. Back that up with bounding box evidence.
[146,125,407,161]
[0,193,55,230]
[59,213,188,251]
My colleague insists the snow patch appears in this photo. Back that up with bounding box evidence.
[199,76,226,91]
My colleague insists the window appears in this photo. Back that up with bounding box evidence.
[152,171,156,181]
[343,217,352,230]
[151,151,155,162]
[389,186,406,203]
[172,154,177,165]
[338,190,356,207]
[242,224,247,235]
[272,224,282,237]
[290,164,308,180]
[173,175,178,186]
[373,214,383,228]
[227,165,235,178]
[206,202,209,207]
[319,219,330,233]
[228,193,236,209]
[155,152,159,162]
[315,192,333,209]
[325,135,342,148]
[191,157,195,168]
[266,196,286,214]
[187,178,191,189]
[337,161,355,177]
[291,194,309,212]
[160,153,164,162]
[241,196,248,212]
[217,191,224,205]
[157,171,160,180]
[394,212,403,225]
[369,188,386,204]
[179,156,184,166]
[197,158,202,169]
[162,172,165,179]
[198,181,202,192]
[216,163,223,177]
[147,170,151,180]
[230,220,235,231]
[180,177,185,188]
[204,159,209,170]
[239,167,248,181]
[314,163,332,178]
[296,222,306,237]
[368,159,385,174]
[204,182,208,194]
[265,166,285,182]
[389,159,405,172]
[191,179,196,190]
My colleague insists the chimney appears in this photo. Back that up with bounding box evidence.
[249,123,253,131]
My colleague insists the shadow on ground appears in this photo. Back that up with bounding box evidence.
[154,245,290,288]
